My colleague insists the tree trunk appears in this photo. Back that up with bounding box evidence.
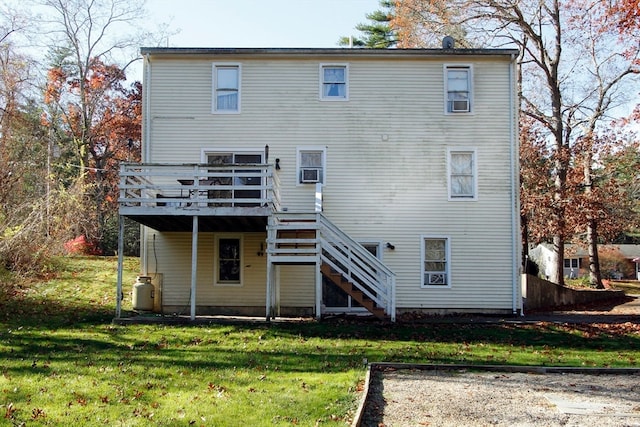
[587,218,604,288]
[551,143,567,287]
[584,150,603,288]
[521,212,529,269]
[551,235,565,286]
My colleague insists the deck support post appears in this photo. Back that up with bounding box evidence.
[315,212,322,320]
[115,215,125,319]
[266,215,274,321]
[266,262,273,322]
[190,215,198,321]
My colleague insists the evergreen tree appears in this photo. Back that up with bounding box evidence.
[338,1,396,48]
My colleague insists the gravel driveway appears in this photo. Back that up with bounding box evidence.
[359,367,640,426]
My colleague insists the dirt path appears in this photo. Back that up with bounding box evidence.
[360,367,640,427]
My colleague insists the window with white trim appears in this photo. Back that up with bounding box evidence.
[421,236,450,287]
[445,65,472,113]
[448,149,477,200]
[215,236,242,285]
[213,64,241,113]
[320,64,348,100]
[297,147,326,185]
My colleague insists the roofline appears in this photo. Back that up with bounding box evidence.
[139,47,519,58]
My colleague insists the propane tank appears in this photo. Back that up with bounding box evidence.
[132,276,154,311]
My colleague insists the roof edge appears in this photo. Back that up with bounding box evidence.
[139,47,519,57]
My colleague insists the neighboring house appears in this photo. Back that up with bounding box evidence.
[116,46,521,321]
[529,243,640,280]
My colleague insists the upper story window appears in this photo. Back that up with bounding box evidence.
[448,148,477,200]
[445,65,472,113]
[297,147,326,185]
[320,64,348,101]
[213,64,241,113]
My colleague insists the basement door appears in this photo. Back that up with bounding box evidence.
[322,242,381,314]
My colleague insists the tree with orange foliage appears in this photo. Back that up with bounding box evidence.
[608,0,640,33]
[38,0,150,252]
[44,57,141,252]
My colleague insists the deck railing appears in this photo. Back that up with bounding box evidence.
[119,163,280,212]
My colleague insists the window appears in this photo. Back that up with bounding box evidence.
[216,236,242,285]
[564,258,580,279]
[448,149,477,200]
[421,237,450,287]
[320,64,348,100]
[564,259,580,269]
[297,147,326,185]
[445,65,472,113]
[213,64,240,113]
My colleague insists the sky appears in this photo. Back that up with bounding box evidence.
[146,0,381,48]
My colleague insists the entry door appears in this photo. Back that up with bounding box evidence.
[206,152,263,206]
[323,243,381,313]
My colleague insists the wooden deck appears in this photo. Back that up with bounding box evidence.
[118,163,279,231]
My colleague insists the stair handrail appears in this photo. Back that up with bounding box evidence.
[267,211,396,321]
[318,214,396,320]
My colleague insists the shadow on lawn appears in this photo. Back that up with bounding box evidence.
[2,272,639,377]
[2,319,638,378]
[264,319,640,352]
[0,286,114,328]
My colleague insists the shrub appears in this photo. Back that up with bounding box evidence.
[99,215,140,256]
[0,180,95,276]
[599,246,634,279]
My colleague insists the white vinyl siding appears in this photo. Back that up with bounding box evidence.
[144,232,279,307]
[143,53,518,312]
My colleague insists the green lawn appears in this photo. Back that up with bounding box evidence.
[1,257,639,426]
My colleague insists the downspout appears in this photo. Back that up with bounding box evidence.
[509,53,522,315]
[143,53,152,162]
[141,53,152,276]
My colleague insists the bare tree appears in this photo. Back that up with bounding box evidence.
[36,0,150,170]
[393,0,640,285]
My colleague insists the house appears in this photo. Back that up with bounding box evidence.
[115,46,521,321]
[529,243,640,280]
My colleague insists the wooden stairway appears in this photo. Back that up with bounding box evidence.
[320,262,387,320]
[267,211,395,321]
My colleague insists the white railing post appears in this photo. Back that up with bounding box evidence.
[315,211,322,319]
[315,183,322,212]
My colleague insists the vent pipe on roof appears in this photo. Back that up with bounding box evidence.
[442,36,455,49]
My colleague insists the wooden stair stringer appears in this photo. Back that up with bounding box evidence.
[320,263,386,319]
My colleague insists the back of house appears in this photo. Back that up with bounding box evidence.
[117,46,521,320]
